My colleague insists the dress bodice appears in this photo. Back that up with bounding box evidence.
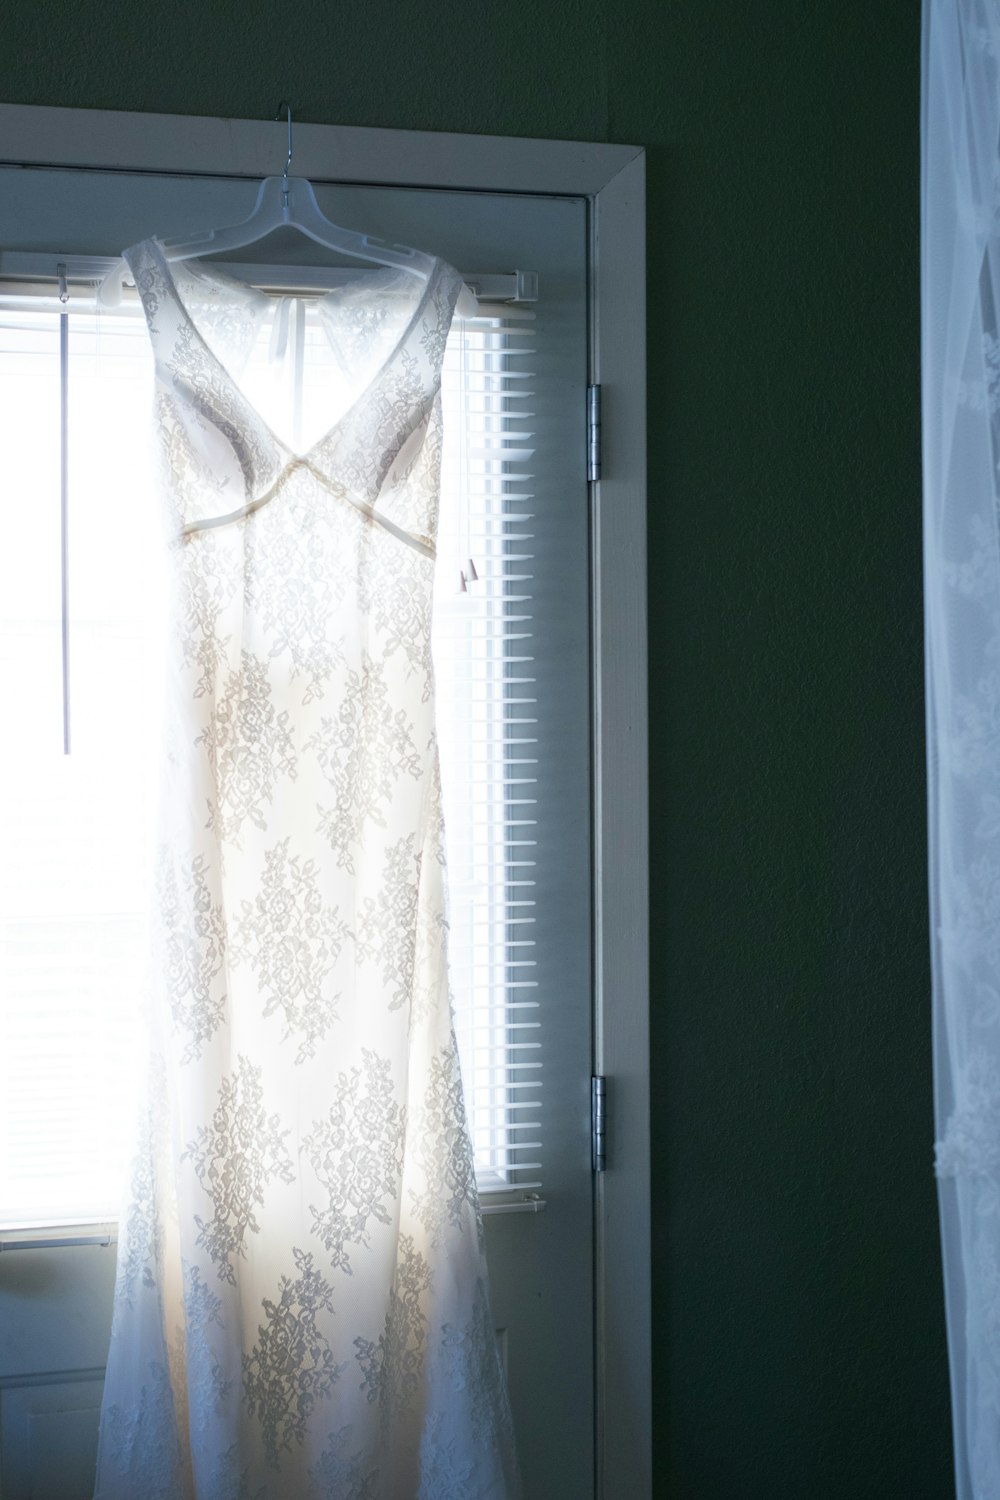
[123,238,463,552]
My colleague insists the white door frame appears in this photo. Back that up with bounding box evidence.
[0,101,650,1500]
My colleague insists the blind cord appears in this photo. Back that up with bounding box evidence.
[58,267,70,755]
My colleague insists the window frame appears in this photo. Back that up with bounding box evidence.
[0,100,649,1500]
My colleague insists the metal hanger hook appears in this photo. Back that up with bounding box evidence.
[275,101,293,207]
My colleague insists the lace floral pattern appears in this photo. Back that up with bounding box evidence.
[95,237,519,1498]
[231,838,350,1062]
[155,849,228,1062]
[302,1049,405,1274]
[409,1042,481,1246]
[99,1361,184,1500]
[355,1233,431,1412]
[308,1424,380,1498]
[182,1265,235,1434]
[242,1248,344,1467]
[198,650,298,845]
[183,1057,295,1282]
[356,835,422,1012]
[243,479,352,705]
[358,527,436,695]
[308,654,423,872]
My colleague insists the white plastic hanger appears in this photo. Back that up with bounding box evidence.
[98,103,436,307]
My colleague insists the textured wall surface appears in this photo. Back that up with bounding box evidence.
[0,1,952,1495]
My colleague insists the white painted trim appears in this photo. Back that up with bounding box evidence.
[0,101,650,1500]
[591,150,651,1500]
[0,102,641,195]
[0,1223,117,1251]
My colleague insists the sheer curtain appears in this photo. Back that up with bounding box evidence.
[924,2,1000,1494]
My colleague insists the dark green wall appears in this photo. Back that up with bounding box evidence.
[1,2,951,1495]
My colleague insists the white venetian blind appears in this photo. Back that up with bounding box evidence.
[0,273,540,1227]
[0,301,159,1228]
[436,302,541,1206]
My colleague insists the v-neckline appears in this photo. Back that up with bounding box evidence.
[137,238,442,469]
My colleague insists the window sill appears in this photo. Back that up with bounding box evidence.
[0,1222,117,1251]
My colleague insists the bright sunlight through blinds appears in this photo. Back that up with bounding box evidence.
[0,284,538,1228]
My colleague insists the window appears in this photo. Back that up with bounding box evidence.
[0,300,156,1226]
[0,272,541,1226]
[0,115,648,1499]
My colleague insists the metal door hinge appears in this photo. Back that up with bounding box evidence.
[587,384,601,482]
[592,1075,607,1172]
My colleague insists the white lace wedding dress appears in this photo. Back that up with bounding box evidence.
[92,238,521,1499]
